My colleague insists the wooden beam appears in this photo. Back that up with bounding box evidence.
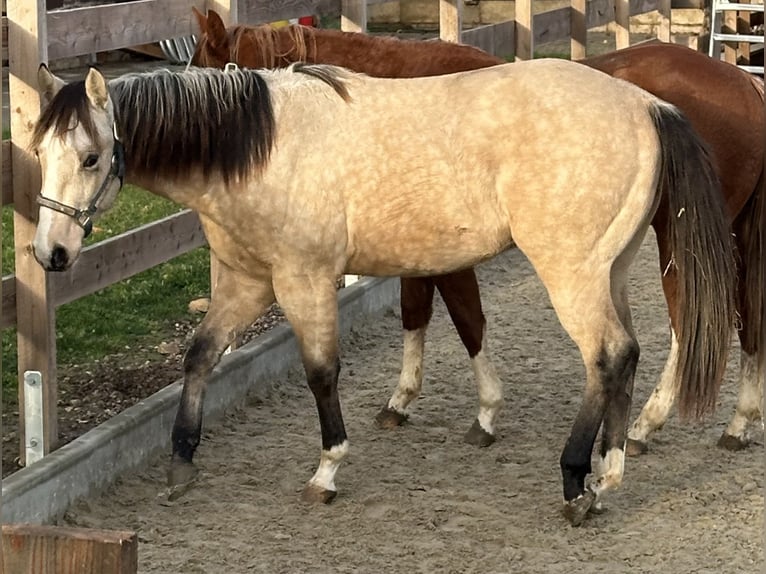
[341,0,368,33]
[10,0,57,463]
[238,0,326,25]
[46,0,205,60]
[439,0,462,43]
[515,0,533,60]
[571,0,587,59]
[615,0,630,49]
[462,20,514,59]
[3,141,12,206]
[3,525,137,574]
[1,210,207,329]
[658,0,672,42]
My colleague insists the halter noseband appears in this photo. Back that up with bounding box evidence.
[37,123,126,239]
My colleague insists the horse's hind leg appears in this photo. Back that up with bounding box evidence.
[168,266,276,498]
[433,271,502,447]
[272,268,347,504]
[537,262,639,526]
[626,227,679,456]
[375,277,435,429]
[719,245,764,450]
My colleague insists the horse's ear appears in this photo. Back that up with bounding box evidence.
[84,67,109,110]
[38,63,66,105]
[205,9,229,48]
[192,6,207,34]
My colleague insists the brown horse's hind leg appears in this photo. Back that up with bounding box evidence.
[626,227,679,456]
[434,270,502,447]
[272,268,346,504]
[168,266,276,499]
[720,226,764,450]
[375,277,435,429]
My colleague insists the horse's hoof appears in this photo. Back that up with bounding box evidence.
[717,432,749,451]
[625,438,648,457]
[166,460,199,501]
[562,490,596,527]
[301,483,337,504]
[375,406,408,429]
[464,419,496,447]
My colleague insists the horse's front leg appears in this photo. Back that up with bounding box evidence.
[272,268,346,504]
[168,265,276,497]
[375,276,435,429]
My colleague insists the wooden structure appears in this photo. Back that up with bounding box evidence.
[3,0,681,467]
[2,525,137,574]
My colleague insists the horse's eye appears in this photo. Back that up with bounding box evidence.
[82,154,99,169]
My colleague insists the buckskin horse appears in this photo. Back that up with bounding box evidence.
[192,10,764,454]
[32,57,734,525]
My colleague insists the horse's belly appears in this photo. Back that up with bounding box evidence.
[346,215,511,276]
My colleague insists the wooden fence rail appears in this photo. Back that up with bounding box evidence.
[3,0,677,466]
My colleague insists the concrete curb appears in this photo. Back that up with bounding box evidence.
[2,276,400,524]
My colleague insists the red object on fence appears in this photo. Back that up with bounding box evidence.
[298,16,317,27]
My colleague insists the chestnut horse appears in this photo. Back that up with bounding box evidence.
[33,60,734,525]
[192,10,765,454]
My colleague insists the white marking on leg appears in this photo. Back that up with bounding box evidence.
[307,441,349,493]
[591,446,625,497]
[628,329,679,443]
[472,349,503,435]
[724,351,764,441]
[388,328,426,413]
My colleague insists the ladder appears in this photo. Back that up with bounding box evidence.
[708,0,764,74]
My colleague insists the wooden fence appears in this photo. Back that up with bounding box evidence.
[3,0,678,466]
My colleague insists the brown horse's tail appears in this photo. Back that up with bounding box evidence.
[649,102,737,419]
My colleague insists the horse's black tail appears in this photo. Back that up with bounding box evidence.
[649,102,737,420]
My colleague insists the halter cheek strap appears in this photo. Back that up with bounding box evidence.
[37,125,125,239]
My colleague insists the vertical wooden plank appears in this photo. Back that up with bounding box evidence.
[736,5,751,66]
[341,0,367,33]
[208,0,237,24]
[615,0,630,49]
[9,0,57,463]
[571,0,587,59]
[439,0,462,43]
[658,0,671,42]
[0,58,4,574]
[3,525,138,574]
[515,0,533,60]
[723,9,737,64]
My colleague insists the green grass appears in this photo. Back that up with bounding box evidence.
[2,185,211,400]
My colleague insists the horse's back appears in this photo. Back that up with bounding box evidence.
[266,60,664,276]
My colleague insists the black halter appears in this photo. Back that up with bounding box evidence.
[37,124,126,239]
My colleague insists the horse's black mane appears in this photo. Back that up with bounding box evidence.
[32,65,349,184]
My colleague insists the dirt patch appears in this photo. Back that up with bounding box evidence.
[60,234,763,573]
[1,306,285,478]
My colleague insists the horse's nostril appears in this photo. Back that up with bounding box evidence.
[49,245,69,272]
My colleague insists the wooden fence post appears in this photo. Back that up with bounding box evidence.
[615,0,630,49]
[571,0,587,59]
[515,0,533,60]
[342,0,367,33]
[439,0,463,43]
[9,0,58,464]
[658,0,671,42]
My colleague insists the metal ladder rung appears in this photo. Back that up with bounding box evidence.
[711,32,764,43]
[713,2,765,11]
[737,64,765,73]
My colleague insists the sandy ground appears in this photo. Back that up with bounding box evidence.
[61,232,764,573]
